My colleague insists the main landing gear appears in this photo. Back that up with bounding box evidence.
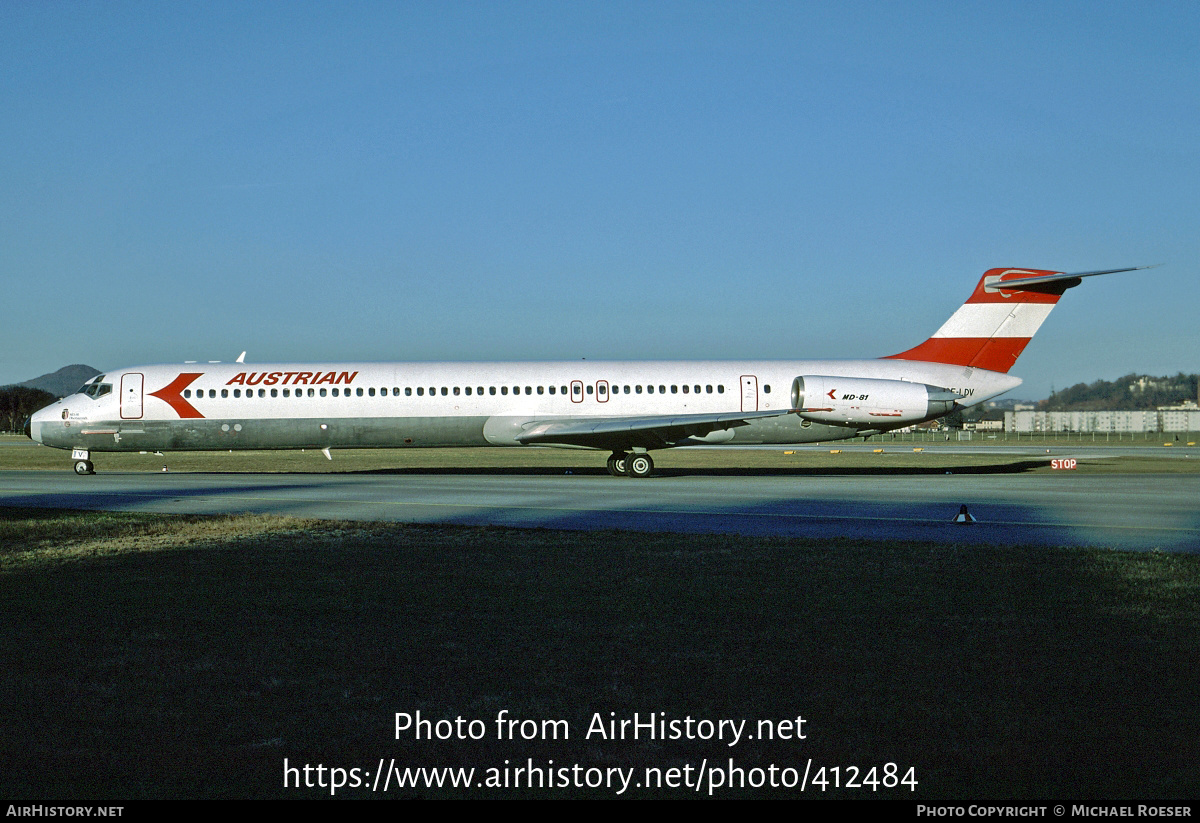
[606,451,654,478]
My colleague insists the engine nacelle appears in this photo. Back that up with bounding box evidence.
[790,375,961,428]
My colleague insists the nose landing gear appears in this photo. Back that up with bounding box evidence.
[71,449,95,475]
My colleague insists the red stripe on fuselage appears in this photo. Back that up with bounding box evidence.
[148,373,205,419]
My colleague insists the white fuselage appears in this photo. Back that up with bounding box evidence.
[29,358,1020,455]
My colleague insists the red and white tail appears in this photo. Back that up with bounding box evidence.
[883,266,1149,373]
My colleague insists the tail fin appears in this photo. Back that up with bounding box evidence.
[883,266,1150,373]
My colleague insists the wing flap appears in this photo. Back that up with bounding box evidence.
[513,409,793,450]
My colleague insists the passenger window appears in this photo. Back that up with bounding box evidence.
[764,385,771,394]
[537,386,544,395]
[706,385,712,393]
[233,389,241,398]
[647,385,654,394]
[586,385,593,394]
[718,385,724,393]
[682,385,689,394]
[283,389,291,398]
[671,385,678,394]
[465,387,471,396]
[259,389,266,398]
[308,388,315,397]
[368,388,375,397]
[561,386,568,395]
[209,390,216,398]
[441,387,448,396]
[183,390,191,398]
[357,388,364,397]
[453,387,460,396]
[320,388,327,397]
[490,387,496,395]
[549,386,555,395]
[271,389,278,398]
[501,387,508,395]
[477,386,483,395]
[635,385,642,394]
[623,385,630,394]
[405,388,412,396]
[417,387,424,396]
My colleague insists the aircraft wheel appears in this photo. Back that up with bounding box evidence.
[607,453,627,476]
[626,453,654,478]
[74,460,94,476]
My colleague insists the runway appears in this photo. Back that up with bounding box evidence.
[2,469,1197,551]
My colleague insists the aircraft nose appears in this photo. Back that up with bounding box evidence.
[26,404,55,445]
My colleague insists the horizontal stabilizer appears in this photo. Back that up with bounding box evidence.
[983,265,1157,294]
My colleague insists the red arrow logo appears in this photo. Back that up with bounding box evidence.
[148,373,205,419]
[827,388,836,400]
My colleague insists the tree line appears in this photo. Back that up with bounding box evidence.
[0,386,57,433]
[1039,373,1199,411]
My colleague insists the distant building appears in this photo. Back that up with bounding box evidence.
[1003,409,1199,433]
[1161,409,1200,433]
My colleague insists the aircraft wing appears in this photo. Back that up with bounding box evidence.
[513,409,794,450]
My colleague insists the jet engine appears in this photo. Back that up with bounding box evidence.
[790,375,962,427]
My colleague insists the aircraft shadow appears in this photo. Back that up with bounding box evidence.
[345,460,1049,478]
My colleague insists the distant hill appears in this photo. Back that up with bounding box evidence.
[1039,373,1199,411]
[8,364,102,398]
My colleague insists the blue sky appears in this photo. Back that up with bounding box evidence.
[2,1,1196,398]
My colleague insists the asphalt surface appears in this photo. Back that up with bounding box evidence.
[2,468,1197,551]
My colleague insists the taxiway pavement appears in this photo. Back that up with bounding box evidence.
[2,469,1197,551]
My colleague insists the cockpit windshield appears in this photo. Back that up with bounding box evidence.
[80,381,112,399]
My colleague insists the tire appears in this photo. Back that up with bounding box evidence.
[608,454,628,476]
[626,453,653,478]
[74,460,93,475]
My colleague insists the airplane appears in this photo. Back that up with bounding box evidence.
[26,266,1149,477]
